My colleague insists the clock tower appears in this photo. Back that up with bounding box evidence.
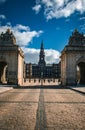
[38,41,46,66]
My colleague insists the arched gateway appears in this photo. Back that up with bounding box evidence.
[0,29,24,85]
[61,29,85,85]
[0,61,7,84]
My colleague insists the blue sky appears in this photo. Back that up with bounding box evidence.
[0,0,85,63]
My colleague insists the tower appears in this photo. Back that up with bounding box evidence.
[38,41,46,66]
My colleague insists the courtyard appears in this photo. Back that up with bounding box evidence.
[0,86,85,130]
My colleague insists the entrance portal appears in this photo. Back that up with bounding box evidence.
[77,62,85,84]
[61,29,85,85]
[0,62,8,84]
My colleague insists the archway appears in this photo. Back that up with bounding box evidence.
[0,62,8,84]
[77,62,85,84]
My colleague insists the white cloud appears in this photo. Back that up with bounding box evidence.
[22,47,60,64]
[45,49,60,64]
[33,0,85,20]
[14,29,43,46]
[22,48,40,63]
[32,4,41,14]
[0,23,60,63]
[13,24,30,31]
[0,15,6,19]
[0,24,43,46]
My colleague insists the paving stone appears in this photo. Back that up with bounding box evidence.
[0,86,85,130]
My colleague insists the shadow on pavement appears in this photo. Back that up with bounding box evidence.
[13,84,85,95]
[69,87,85,95]
[13,85,68,89]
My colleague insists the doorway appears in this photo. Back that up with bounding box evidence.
[77,62,85,84]
[0,62,8,84]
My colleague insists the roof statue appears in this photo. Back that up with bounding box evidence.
[0,29,16,45]
[6,28,11,34]
[68,29,85,46]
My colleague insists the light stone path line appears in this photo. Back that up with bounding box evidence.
[69,87,85,95]
[35,89,47,130]
[0,87,85,129]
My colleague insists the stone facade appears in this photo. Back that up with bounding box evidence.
[25,42,61,80]
[61,29,85,85]
[2,28,85,86]
[0,29,24,85]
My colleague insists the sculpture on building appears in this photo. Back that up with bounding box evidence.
[0,29,16,45]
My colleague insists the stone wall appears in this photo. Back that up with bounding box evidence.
[0,29,24,85]
[61,45,85,85]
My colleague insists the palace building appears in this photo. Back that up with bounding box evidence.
[0,29,60,85]
[25,42,61,80]
[1,28,84,86]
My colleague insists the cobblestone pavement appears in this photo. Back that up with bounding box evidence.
[0,87,13,93]
[0,86,85,130]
